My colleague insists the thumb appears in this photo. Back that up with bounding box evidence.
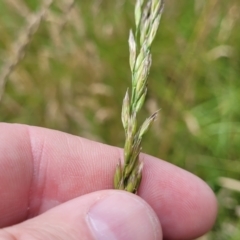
[0,190,162,240]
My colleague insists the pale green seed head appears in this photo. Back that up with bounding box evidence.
[135,87,147,113]
[135,52,151,95]
[134,162,143,191]
[134,67,147,100]
[124,133,133,165]
[124,145,141,179]
[151,0,161,18]
[121,89,130,131]
[128,30,136,72]
[134,44,148,74]
[141,0,151,25]
[128,111,138,137]
[139,111,158,138]
[125,161,143,193]
[134,0,143,30]
[114,161,122,189]
[125,169,138,193]
[140,18,151,45]
[114,0,164,194]
[132,53,149,93]
[118,179,125,190]
[125,180,135,193]
[147,13,162,46]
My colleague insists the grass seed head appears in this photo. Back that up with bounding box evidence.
[114,0,164,193]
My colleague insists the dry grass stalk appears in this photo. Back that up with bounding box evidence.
[0,0,53,102]
[114,0,164,193]
[56,0,75,32]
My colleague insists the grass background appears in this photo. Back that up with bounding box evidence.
[0,0,240,239]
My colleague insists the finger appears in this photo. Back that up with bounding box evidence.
[0,123,217,239]
[0,190,162,240]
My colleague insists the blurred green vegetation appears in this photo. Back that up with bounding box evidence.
[0,0,240,238]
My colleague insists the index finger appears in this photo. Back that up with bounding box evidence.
[0,123,217,239]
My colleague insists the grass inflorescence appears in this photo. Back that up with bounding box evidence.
[0,0,53,102]
[113,0,164,193]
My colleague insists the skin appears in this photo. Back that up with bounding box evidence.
[0,123,217,240]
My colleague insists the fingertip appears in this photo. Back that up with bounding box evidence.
[87,191,162,240]
[1,190,163,240]
[139,155,217,239]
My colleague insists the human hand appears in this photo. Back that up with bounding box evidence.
[0,123,217,240]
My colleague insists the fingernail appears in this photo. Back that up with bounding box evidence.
[87,192,161,240]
